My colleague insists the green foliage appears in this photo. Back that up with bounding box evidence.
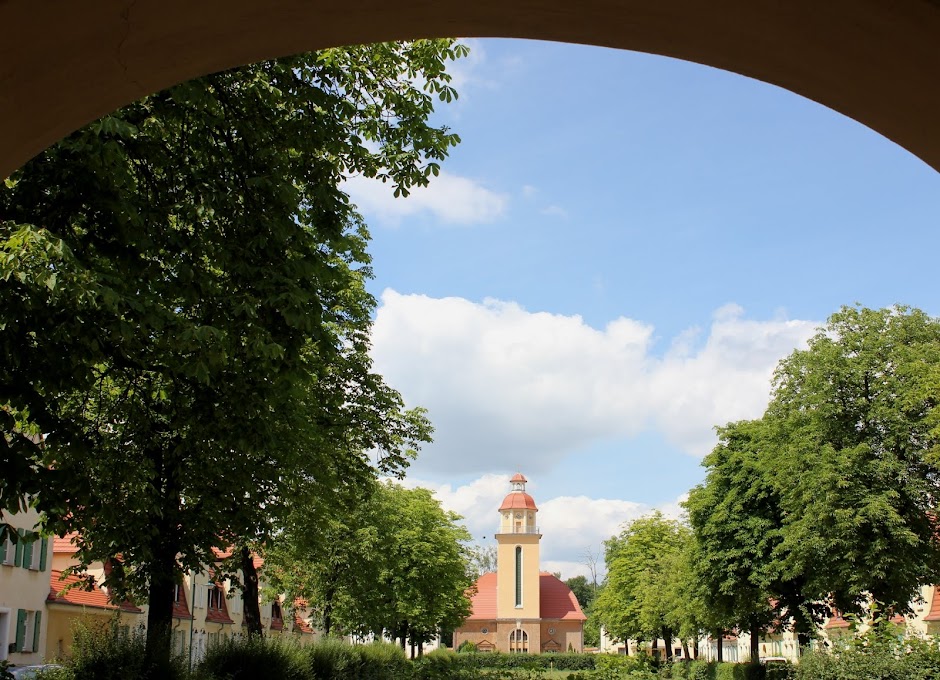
[194,635,307,680]
[66,618,187,680]
[264,481,474,645]
[795,621,940,680]
[0,37,462,663]
[686,305,940,640]
[594,512,690,649]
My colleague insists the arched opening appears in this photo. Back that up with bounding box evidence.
[2,1,939,177]
[509,628,528,653]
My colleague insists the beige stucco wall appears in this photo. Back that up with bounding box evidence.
[1,507,51,664]
[496,534,540,619]
[540,620,582,653]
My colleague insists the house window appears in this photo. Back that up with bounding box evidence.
[515,546,522,607]
[509,629,528,653]
[208,585,224,610]
[28,538,42,571]
[1,533,13,566]
[15,609,41,653]
[271,600,282,622]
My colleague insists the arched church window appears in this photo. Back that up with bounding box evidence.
[509,628,528,653]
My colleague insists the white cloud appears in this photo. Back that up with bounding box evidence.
[411,473,689,579]
[344,171,508,227]
[371,290,817,472]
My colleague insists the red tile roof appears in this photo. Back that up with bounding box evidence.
[467,572,498,619]
[539,573,587,621]
[174,586,193,620]
[825,612,850,629]
[499,492,538,511]
[47,570,142,613]
[925,587,940,621]
[294,613,314,634]
[464,571,586,621]
[205,585,234,624]
[53,533,79,555]
[510,473,528,483]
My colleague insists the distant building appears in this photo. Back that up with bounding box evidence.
[453,473,585,653]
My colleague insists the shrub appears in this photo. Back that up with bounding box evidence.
[67,618,187,680]
[194,634,306,680]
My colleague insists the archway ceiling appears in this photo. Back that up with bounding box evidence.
[1,0,939,179]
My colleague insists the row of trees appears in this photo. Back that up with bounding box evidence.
[264,481,474,656]
[1,40,472,670]
[594,305,940,659]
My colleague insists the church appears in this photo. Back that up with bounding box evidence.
[453,473,586,653]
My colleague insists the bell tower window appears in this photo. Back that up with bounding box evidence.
[515,546,522,607]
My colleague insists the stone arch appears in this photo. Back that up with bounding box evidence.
[1,1,939,178]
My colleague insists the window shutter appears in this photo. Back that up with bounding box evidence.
[195,584,207,608]
[33,610,42,653]
[21,533,33,570]
[0,533,6,564]
[14,530,25,568]
[39,537,48,571]
[15,609,27,652]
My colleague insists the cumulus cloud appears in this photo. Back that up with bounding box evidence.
[411,474,687,579]
[344,171,508,227]
[371,290,818,473]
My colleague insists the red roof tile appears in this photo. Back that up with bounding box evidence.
[294,613,314,634]
[921,588,940,621]
[47,570,141,613]
[53,533,79,555]
[539,573,587,621]
[464,572,586,621]
[205,584,234,624]
[467,572,498,619]
[174,585,193,620]
[510,473,527,483]
[499,492,538,511]
[825,612,850,629]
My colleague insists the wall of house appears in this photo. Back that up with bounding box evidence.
[0,508,51,665]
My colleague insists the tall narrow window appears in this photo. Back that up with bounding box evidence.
[515,546,522,607]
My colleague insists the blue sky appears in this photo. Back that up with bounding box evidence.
[346,38,940,578]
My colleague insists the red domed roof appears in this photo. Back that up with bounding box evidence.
[510,472,527,483]
[499,491,538,511]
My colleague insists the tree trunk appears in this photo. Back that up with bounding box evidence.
[409,639,415,659]
[662,627,673,661]
[716,631,723,662]
[681,639,690,660]
[321,578,337,637]
[144,554,175,670]
[240,546,263,636]
[651,637,658,662]
[693,636,699,660]
[749,619,760,662]
[144,489,180,676]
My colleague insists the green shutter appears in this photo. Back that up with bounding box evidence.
[39,537,47,571]
[33,611,42,653]
[14,530,24,568]
[15,609,26,652]
[0,533,6,563]
[21,533,32,570]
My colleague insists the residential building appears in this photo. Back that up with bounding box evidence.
[0,507,51,666]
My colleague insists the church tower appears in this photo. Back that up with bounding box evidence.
[452,472,585,654]
[496,473,541,648]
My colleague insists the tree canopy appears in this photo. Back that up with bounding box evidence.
[264,481,474,653]
[0,39,466,663]
[686,304,940,653]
